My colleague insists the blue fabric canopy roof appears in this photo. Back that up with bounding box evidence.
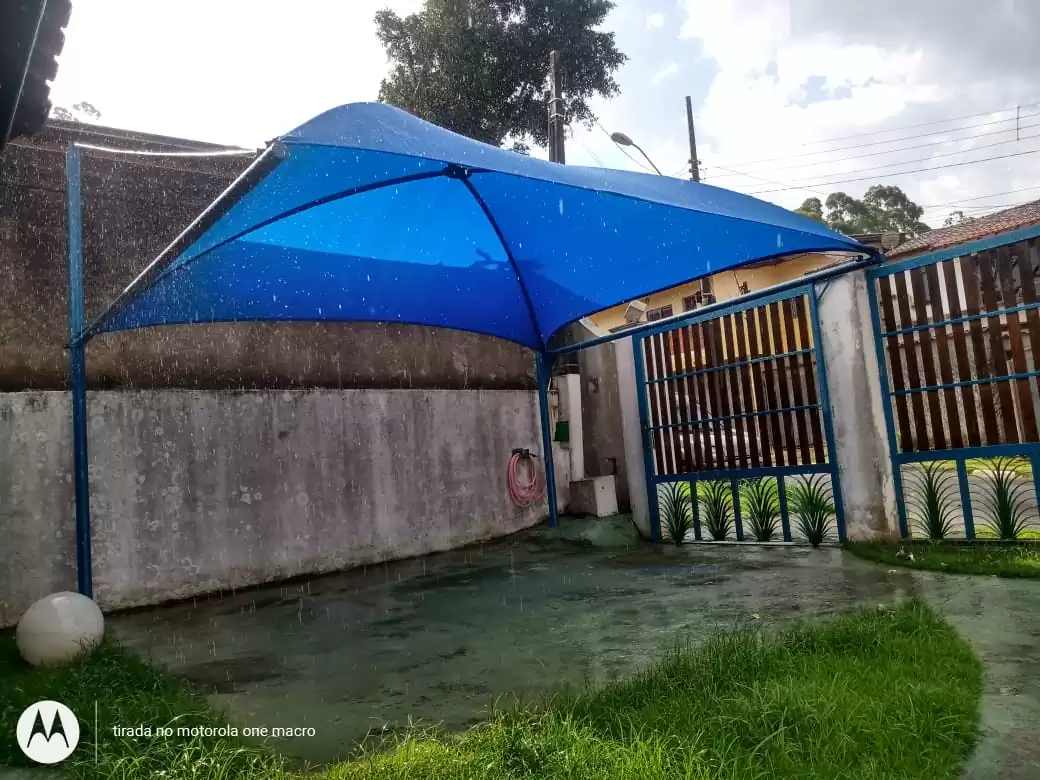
[90,102,870,350]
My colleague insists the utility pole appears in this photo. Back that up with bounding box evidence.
[548,50,566,163]
[685,95,700,182]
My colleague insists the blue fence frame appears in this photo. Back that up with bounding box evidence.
[633,283,845,543]
[866,224,1040,539]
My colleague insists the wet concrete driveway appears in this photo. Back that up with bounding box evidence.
[111,530,1040,776]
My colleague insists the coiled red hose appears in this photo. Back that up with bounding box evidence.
[508,451,544,506]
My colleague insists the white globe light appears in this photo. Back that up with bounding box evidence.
[16,592,105,667]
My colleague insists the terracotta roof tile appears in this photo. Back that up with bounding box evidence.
[889,199,1040,258]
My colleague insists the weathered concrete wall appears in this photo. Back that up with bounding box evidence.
[614,336,650,536]
[816,271,899,540]
[576,330,630,509]
[0,122,534,391]
[0,389,569,626]
[557,320,630,509]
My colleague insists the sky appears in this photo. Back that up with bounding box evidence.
[50,0,1040,229]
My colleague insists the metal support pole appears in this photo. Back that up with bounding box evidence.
[67,144,93,598]
[548,51,565,164]
[536,352,559,528]
[0,0,47,149]
[685,96,700,182]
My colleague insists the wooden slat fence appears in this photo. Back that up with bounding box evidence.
[642,292,828,477]
[875,238,1040,452]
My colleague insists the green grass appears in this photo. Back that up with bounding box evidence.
[1,602,981,779]
[0,633,290,778]
[846,540,1040,578]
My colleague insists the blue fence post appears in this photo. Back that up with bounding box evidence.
[1031,455,1040,540]
[864,274,910,538]
[731,477,744,541]
[690,479,702,540]
[67,144,93,598]
[777,475,792,542]
[956,459,975,540]
[536,352,559,528]
[632,336,661,541]
[808,288,847,541]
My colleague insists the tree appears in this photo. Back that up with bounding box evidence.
[943,209,974,227]
[822,185,930,237]
[50,101,101,122]
[794,196,824,223]
[375,0,626,148]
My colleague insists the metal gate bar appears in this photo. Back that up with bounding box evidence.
[634,283,844,543]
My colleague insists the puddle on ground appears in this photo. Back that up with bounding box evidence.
[110,526,1040,774]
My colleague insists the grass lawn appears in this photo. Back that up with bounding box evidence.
[846,540,1040,578]
[1,601,980,779]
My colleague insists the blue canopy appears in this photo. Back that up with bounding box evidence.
[89,102,869,351]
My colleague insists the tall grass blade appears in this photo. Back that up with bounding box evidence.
[659,482,693,545]
[740,478,780,542]
[980,457,1033,540]
[905,462,958,540]
[698,480,733,541]
[788,474,834,547]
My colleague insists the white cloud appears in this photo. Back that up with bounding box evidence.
[677,0,1040,224]
[650,62,680,86]
[51,0,422,146]
[50,0,1040,228]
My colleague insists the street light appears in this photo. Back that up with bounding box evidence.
[609,131,664,175]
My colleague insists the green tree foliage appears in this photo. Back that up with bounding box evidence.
[943,209,975,227]
[810,185,930,237]
[794,196,825,223]
[375,0,626,148]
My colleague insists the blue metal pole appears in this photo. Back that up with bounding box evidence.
[690,479,702,541]
[777,475,792,542]
[956,458,975,540]
[731,477,744,541]
[536,352,559,528]
[67,144,93,598]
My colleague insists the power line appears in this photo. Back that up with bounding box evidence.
[715,112,1040,170]
[939,203,1033,211]
[921,184,1040,209]
[595,119,655,174]
[744,131,1040,192]
[793,101,1039,147]
[709,163,828,196]
[746,142,1040,195]
[708,119,1040,179]
[568,126,605,167]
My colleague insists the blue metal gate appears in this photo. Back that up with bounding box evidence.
[867,225,1040,540]
[634,284,845,543]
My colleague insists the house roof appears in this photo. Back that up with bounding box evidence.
[889,199,1040,258]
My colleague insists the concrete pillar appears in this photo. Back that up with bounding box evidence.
[558,373,585,480]
[613,336,650,537]
[815,270,899,540]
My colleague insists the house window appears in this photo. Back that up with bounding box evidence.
[683,289,715,311]
[646,304,673,322]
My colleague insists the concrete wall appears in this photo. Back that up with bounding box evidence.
[0,389,569,626]
[0,122,534,391]
[815,271,899,539]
